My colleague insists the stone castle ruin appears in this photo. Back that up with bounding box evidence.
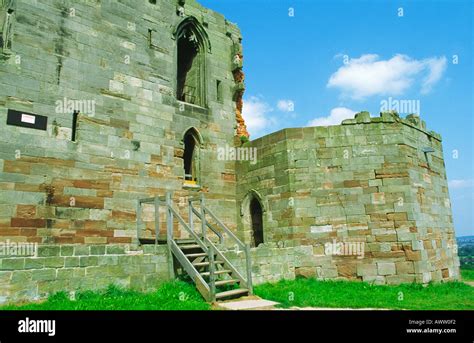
[0,0,460,303]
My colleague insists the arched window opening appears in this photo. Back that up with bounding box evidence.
[183,129,200,185]
[175,17,209,107]
[250,197,264,247]
[177,31,201,105]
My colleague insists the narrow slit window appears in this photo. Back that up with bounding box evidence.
[216,80,223,102]
[148,29,158,49]
[72,110,79,142]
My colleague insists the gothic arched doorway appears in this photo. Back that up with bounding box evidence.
[250,197,263,247]
[183,128,200,186]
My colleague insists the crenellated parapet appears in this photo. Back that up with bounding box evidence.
[341,111,442,141]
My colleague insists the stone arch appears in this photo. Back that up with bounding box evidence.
[181,126,204,147]
[173,16,211,53]
[240,189,267,247]
[173,16,210,107]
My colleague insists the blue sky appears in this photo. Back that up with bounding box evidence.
[199,0,473,237]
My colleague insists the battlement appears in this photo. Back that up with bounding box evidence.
[342,111,442,141]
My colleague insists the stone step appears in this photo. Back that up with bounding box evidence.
[216,298,279,310]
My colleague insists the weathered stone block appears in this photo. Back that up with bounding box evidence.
[106,245,127,255]
[90,245,106,255]
[80,256,99,267]
[405,250,422,261]
[0,258,25,270]
[357,264,377,277]
[24,258,44,269]
[64,257,80,267]
[74,245,90,256]
[414,261,430,274]
[411,240,424,251]
[43,257,65,268]
[31,269,56,281]
[377,262,396,276]
[60,246,74,256]
[396,261,414,274]
[37,246,60,257]
[295,266,317,278]
[11,270,32,283]
[386,274,416,284]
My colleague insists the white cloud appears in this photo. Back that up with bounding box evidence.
[421,56,447,94]
[327,54,447,99]
[448,179,474,189]
[277,99,295,112]
[307,107,356,127]
[242,96,275,137]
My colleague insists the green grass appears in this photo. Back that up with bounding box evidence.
[461,267,474,281]
[254,278,474,310]
[2,277,473,311]
[0,281,210,310]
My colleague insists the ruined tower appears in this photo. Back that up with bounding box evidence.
[0,0,460,303]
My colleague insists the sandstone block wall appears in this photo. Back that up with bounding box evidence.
[0,0,243,244]
[0,244,170,304]
[0,242,299,303]
[237,112,460,284]
[224,244,296,285]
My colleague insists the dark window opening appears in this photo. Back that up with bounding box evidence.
[183,131,199,185]
[148,29,158,48]
[216,80,223,102]
[148,29,153,48]
[1,9,15,51]
[250,198,264,247]
[177,29,203,106]
[71,110,79,142]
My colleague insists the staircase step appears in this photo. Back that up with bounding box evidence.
[192,260,224,267]
[215,288,249,300]
[200,269,231,276]
[215,279,240,287]
[185,253,207,258]
[176,239,197,244]
[179,244,202,250]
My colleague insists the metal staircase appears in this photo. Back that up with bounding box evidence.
[136,193,253,302]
